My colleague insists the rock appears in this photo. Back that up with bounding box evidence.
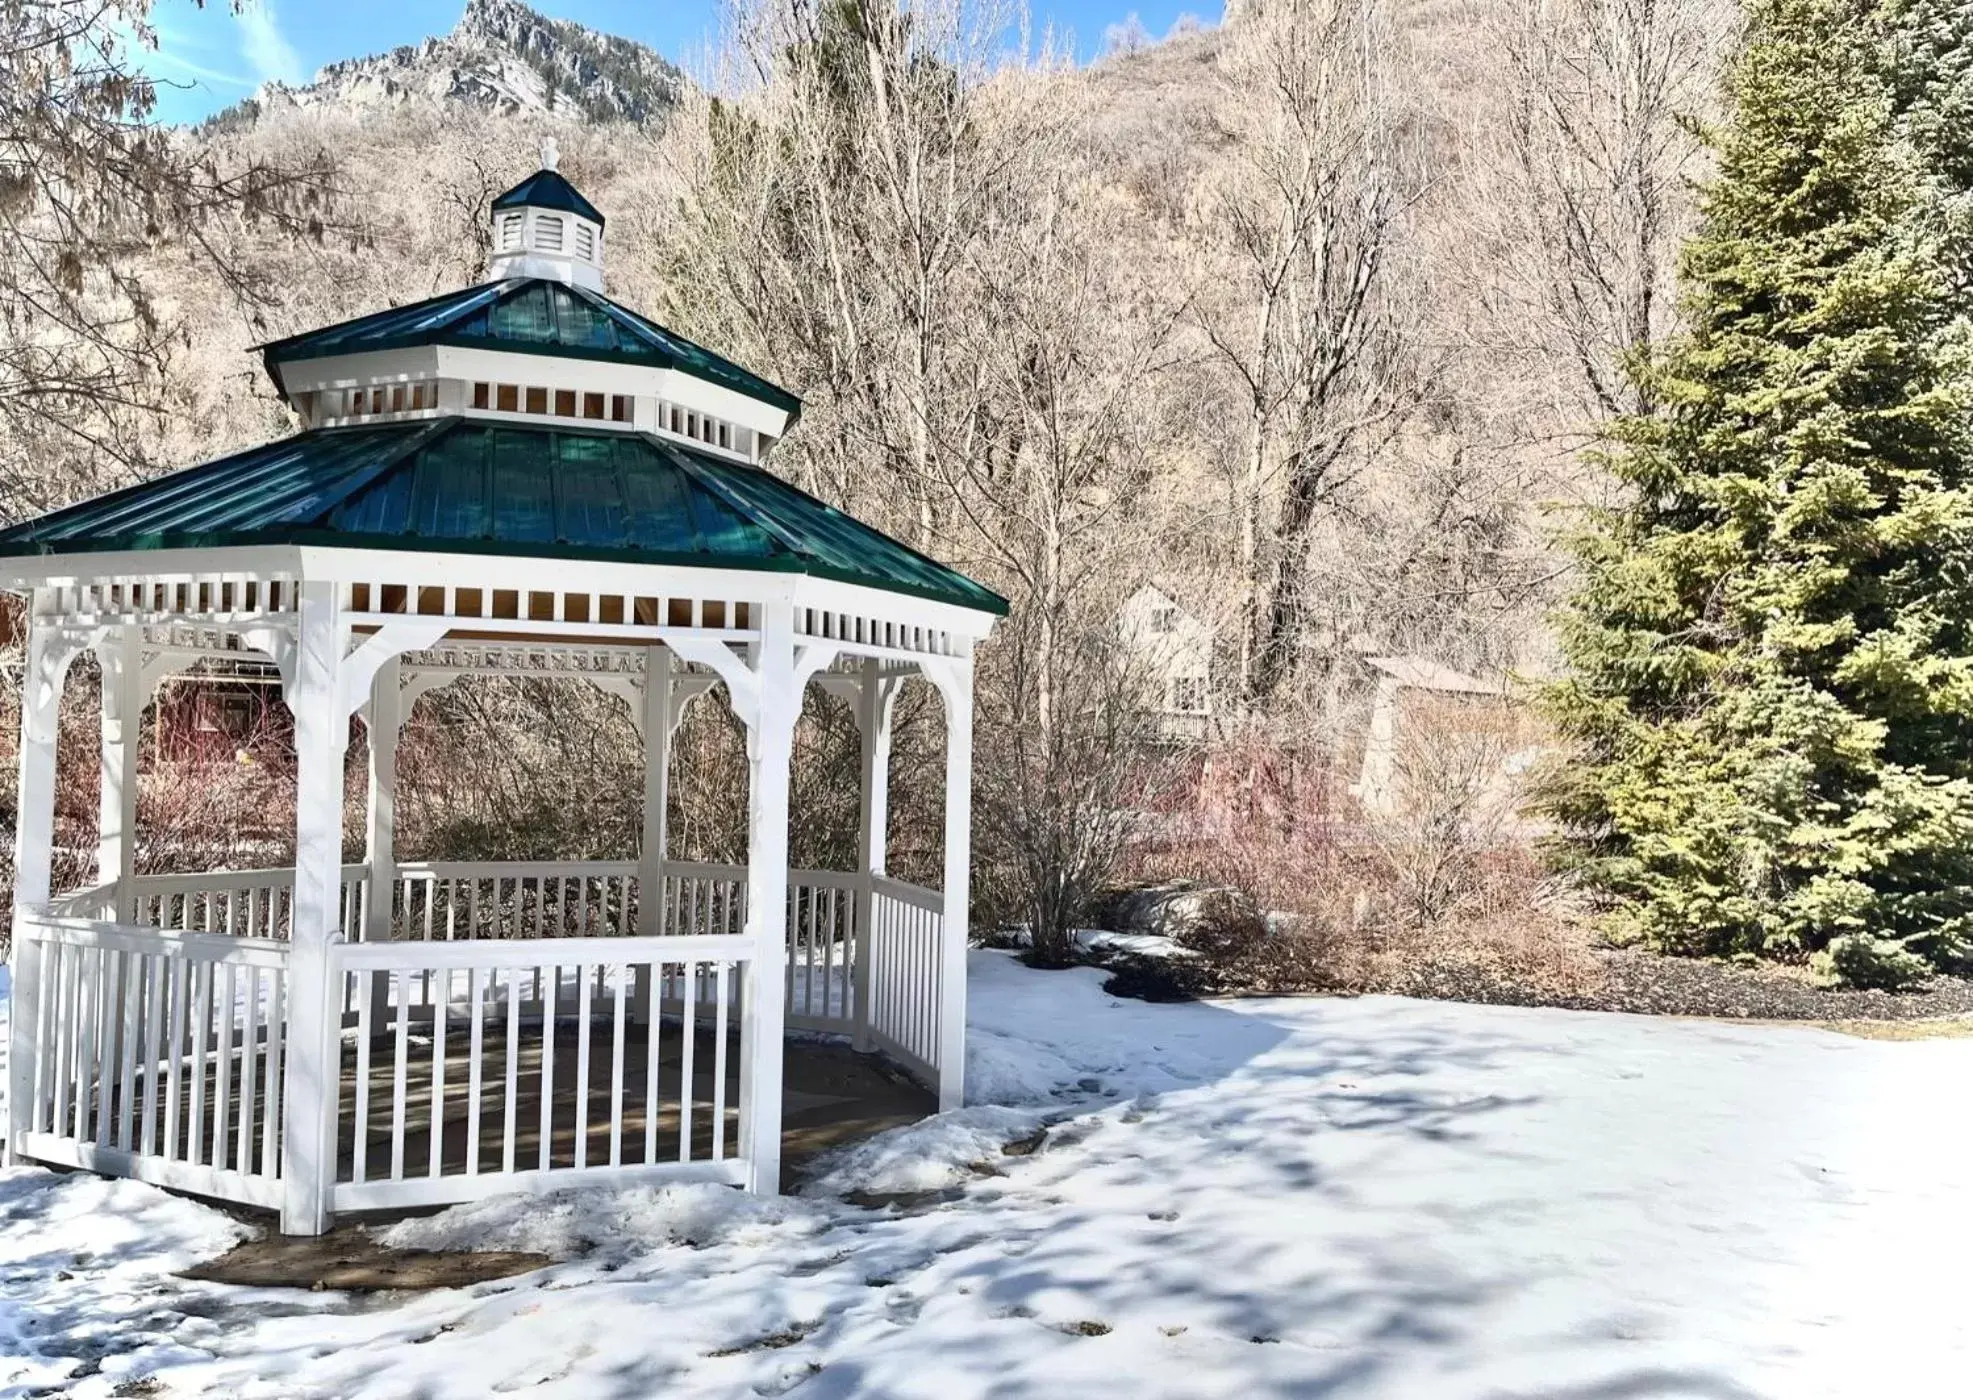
[1104,881,1256,941]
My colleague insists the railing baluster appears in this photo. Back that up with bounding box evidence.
[236,967,259,1174]
[262,966,284,1180]
[503,972,520,1175]
[430,966,448,1178]
[77,945,101,1142]
[164,958,186,1161]
[392,968,411,1181]
[50,943,73,1139]
[539,962,558,1172]
[467,966,485,1176]
[712,961,729,1161]
[28,939,53,1136]
[574,964,593,1170]
[609,963,627,1167]
[190,962,211,1165]
[644,954,663,1165]
[354,966,373,1183]
[139,951,163,1155]
[212,964,235,1169]
[679,959,697,1162]
[116,949,141,1151]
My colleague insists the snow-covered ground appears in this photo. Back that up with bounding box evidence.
[4,950,1970,1399]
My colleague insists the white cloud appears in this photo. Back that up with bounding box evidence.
[238,1,308,86]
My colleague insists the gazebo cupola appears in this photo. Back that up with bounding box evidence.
[1,147,1005,1238]
[259,144,796,462]
[488,137,605,290]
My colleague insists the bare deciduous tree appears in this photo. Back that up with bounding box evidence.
[1197,0,1427,709]
[0,0,335,517]
[1492,0,1732,422]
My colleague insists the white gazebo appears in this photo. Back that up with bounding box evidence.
[1,149,1004,1235]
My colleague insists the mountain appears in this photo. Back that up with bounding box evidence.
[204,0,685,131]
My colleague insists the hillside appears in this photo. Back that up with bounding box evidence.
[202,0,685,133]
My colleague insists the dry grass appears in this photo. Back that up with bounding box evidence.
[1809,1018,1973,1042]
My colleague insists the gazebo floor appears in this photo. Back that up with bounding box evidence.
[330,1024,933,1194]
[173,1033,936,1291]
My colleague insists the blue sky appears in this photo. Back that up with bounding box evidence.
[138,0,1218,125]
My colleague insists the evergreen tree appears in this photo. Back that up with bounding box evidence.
[1545,0,1973,987]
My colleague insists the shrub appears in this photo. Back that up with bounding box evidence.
[1811,934,1935,992]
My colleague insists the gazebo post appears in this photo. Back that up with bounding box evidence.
[638,645,674,932]
[852,659,897,1053]
[634,645,673,1023]
[362,655,401,1017]
[740,601,795,1194]
[6,608,66,1166]
[95,625,141,921]
[364,655,400,944]
[281,580,348,1237]
[935,648,975,1112]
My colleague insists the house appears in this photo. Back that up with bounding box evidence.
[1351,654,1533,817]
[1117,583,1214,740]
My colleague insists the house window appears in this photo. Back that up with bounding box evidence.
[472,382,490,409]
[555,389,577,417]
[535,215,564,253]
[1170,676,1208,714]
[1150,606,1178,634]
[612,395,631,422]
[583,392,606,420]
[525,386,548,415]
[496,384,518,413]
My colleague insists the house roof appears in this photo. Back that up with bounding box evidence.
[256,278,803,419]
[0,419,1008,616]
[1366,655,1502,695]
[491,168,606,227]
[1126,581,1212,627]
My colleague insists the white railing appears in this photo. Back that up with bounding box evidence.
[117,862,936,1060]
[326,934,752,1211]
[786,870,859,1037]
[390,861,636,942]
[661,860,746,938]
[866,876,946,1081]
[46,881,116,921]
[128,865,367,941]
[8,857,950,1225]
[10,914,289,1210]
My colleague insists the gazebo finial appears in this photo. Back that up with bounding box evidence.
[541,135,559,171]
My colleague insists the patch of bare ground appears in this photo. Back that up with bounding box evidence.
[180,1225,550,1291]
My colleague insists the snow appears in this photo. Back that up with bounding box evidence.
[3,949,1971,1398]
[376,1180,826,1262]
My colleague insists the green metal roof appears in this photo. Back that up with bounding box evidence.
[257,279,802,420]
[0,419,1008,616]
[491,169,606,227]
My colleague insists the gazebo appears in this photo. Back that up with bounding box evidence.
[0,146,1004,1236]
